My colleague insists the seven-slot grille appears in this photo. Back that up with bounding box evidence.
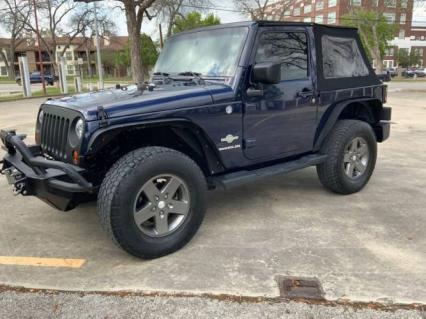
[40,112,71,160]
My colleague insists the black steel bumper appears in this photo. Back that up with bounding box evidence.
[0,130,94,211]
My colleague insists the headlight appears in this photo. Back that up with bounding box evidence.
[75,118,84,139]
[38,110,44,124]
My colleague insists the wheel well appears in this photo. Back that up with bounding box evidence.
[84,124,224,181]
[338,101,382,124]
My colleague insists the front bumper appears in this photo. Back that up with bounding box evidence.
[1,130,94,211]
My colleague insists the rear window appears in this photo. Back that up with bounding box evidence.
[322,35,369,79]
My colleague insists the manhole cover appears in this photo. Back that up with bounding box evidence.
[276,276,325,300]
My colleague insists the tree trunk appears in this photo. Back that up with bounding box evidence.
[371,25,383,73]
[124,3,144,84]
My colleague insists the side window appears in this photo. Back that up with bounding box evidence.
[322,35,369,79]
[255,32,309,81]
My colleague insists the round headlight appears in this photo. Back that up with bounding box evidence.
[38,110,44,124]
[75,118,84,139]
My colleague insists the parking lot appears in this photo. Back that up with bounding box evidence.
[0,83,425,312]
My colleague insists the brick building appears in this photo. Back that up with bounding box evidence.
[261,0,426,68]
[0,36,128,78]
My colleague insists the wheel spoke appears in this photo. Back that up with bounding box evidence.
[155,214,169,235]
[358,143,368,156]
[169,200,189,215]
[343,152,351,162]
[355,160,366,173]
[345,162,354,177]
[350,139,358,152]
[143,181,160,203]
[134,204,155,225]
[161,177,181,197]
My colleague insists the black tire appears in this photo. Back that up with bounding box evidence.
[98,146,207,259]
[316,120,377,195]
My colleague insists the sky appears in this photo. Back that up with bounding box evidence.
[1,0,426,38]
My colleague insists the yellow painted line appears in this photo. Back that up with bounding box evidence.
[0,256,86,268]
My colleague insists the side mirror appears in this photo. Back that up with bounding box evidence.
[252,62,281,84]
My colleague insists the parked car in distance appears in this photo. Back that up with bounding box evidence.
[1,22,391,259]
[414,68,426,77]
[375,69,391,82]
[15,72,58,86]
[402,68,416,78]
[386,68,398,77]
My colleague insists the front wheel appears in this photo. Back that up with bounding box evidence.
[98,147,207,259]
[316,120,377,194]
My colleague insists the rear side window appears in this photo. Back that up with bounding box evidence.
[322,35,369,79]
[255,32,309,81]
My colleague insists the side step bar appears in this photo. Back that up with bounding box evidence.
[210,154,327,190]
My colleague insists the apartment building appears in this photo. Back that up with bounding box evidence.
[261,0,426,68]
[0,36,128,77]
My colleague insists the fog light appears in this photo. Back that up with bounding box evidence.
[72,150,79,165]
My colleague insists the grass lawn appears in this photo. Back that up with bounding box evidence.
[0,77,15,84]
[0,86,84,103]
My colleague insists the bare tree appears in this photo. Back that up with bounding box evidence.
[154,0,211,37]
[234,0,295,21]
[19,0,94,75]
[0,0,32,79]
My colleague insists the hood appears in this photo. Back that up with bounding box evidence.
[43,84,233,121]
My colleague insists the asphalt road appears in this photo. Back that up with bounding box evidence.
[0,85,425,317]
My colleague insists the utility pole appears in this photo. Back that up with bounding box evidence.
[93,1,104,89]
[74,0,103,89]
[32,0,47,95]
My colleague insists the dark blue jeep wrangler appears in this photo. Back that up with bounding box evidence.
[1,22,391,258]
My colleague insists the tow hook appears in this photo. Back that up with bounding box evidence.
[3,167,27,195]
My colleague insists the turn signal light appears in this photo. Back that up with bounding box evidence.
[72,150,79,165]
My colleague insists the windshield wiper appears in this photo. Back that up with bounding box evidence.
[177,71,202,77]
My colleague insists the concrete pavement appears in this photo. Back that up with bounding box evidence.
[0,88,425,313]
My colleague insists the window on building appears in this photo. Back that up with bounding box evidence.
[304,4,312,13]
[399,29,405,39]
[322,35,369,78]
[316,1,324,10]
[315,15,324,23]
[255,32,309,81]
[293,7,300,15]
[385,47,395,56]
[400,13,406,24]
[421,35,425,40]
[0,66,7,76]
[384,12,396,23]
[304,17,312,22]
[371,0,378,6]
[284,9,290,17]
[65,51,73,60]
[400,0,408,7]
[328,12,336,24]
[66,65,74,75]
[351,0,361,6]
[384,0,396,7]
[328,0,337,7]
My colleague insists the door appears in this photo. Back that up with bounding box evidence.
[243,29,317,160]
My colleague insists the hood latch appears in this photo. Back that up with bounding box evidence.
[97,106,109,128]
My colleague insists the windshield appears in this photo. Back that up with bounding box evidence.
[154,27,249,78]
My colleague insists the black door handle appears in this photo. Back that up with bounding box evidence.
[297,90,314,98]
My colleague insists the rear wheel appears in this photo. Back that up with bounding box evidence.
[316,120,377,194]
[98,147,207,259]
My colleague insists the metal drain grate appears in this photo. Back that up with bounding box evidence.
[276,276,325,300]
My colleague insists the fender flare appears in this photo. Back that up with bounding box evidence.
[313,97,383,151]
[85,118,225,174]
